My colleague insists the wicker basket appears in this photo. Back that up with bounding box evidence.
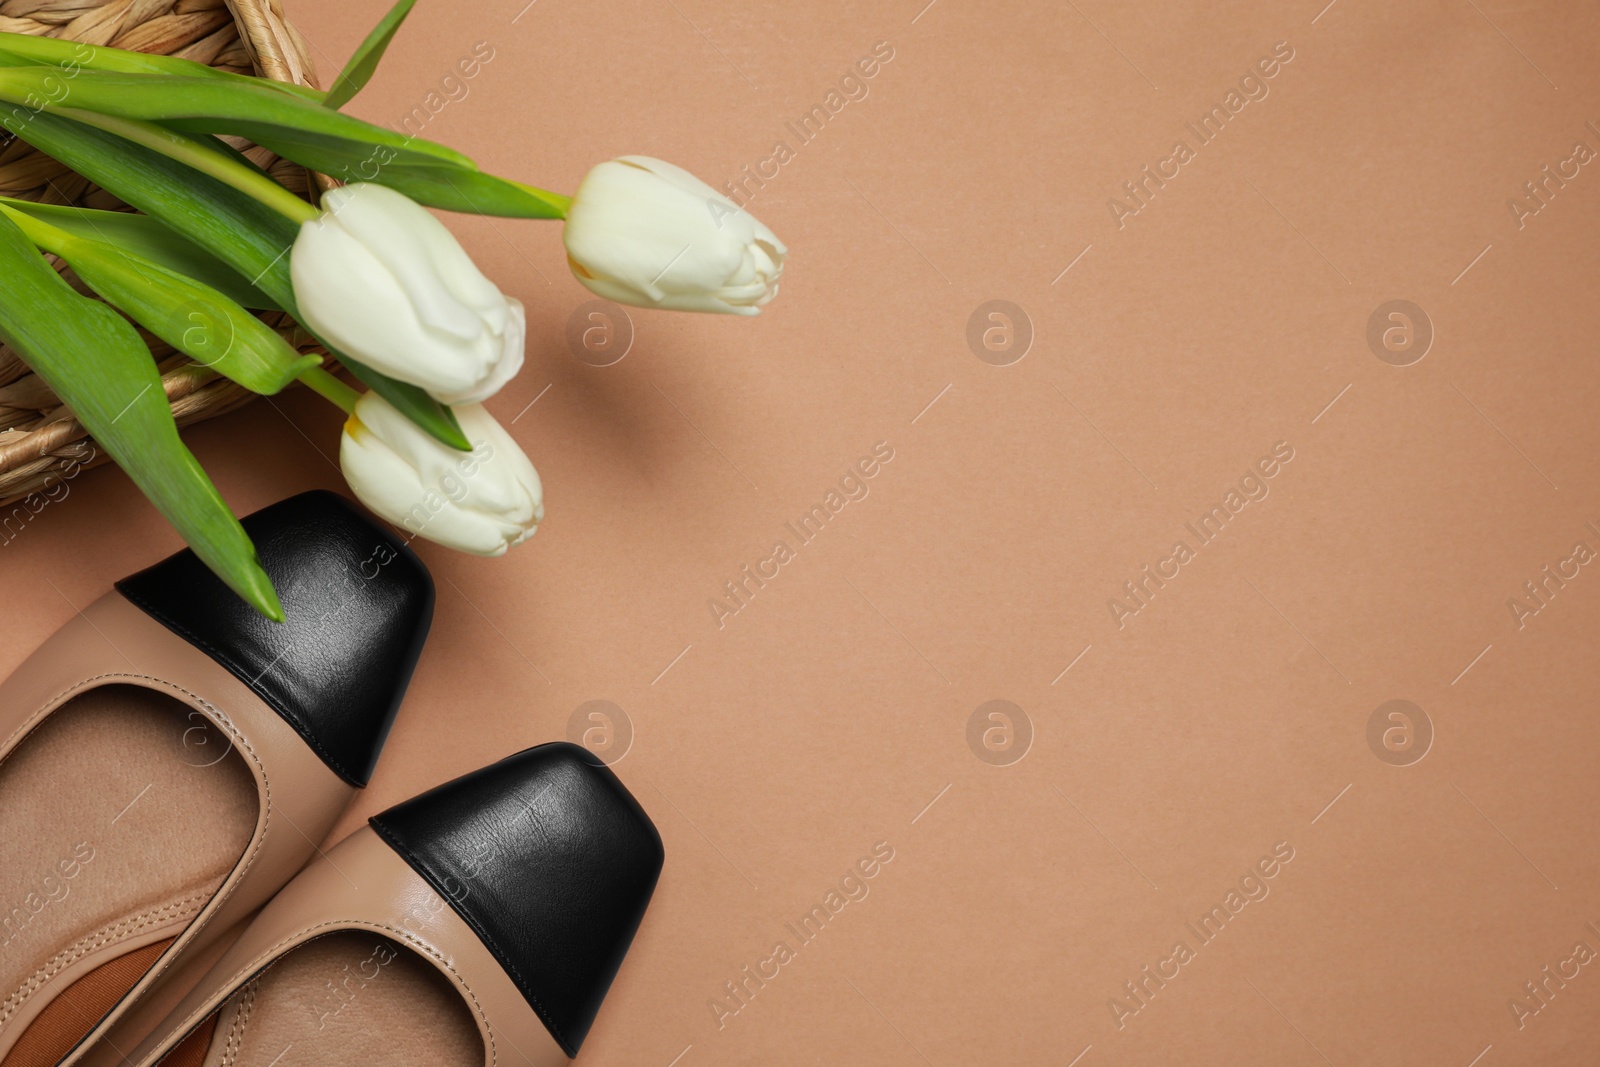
[0,0,326,506]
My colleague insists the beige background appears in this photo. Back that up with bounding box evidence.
[8,0,1600,1062]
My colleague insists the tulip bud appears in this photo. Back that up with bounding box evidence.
[292,183,525,405]
[563,156,786,315]
[340,392,543,556]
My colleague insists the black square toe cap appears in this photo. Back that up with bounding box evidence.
[369,742,665,1057]
[115,489,434,787]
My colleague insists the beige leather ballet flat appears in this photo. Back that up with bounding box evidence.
[0,491,433,1067]
[82,742,663,1067]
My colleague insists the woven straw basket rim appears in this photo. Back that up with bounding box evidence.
[0,0,323,509]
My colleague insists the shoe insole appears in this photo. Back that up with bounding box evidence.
[0,684,257,1064]
[177,933,481,1067]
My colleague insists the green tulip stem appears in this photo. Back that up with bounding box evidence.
[41,105,321,225]
[298,365,360,413]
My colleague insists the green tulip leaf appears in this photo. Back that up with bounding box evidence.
[0,109,303,305]
[256,154,570,218]
[0,66,568,219]
[235,136,569,217]
[64,254,318,394]
[324,0,418,110]
[0,33,326,100]
[0,109,470,449]
[0,210,282,619]
[334,357,467,449]
[0,68,470,166]
[0,197,280,310]
[0,206,322,394]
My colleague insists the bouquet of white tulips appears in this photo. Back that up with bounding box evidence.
[0,0,785,620]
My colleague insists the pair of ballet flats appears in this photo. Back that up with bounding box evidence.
[0,491,663,1067]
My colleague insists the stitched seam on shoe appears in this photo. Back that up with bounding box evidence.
[0,885,215,1026]
[369,817,570,1056]
[217,982,257,1067]
[116,587,362,786]
[0,673,274,1031]
[164,923,498,1067]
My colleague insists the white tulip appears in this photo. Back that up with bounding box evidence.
[292,183,525,405]
[563,156,786,315]
[340,392,543,556]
